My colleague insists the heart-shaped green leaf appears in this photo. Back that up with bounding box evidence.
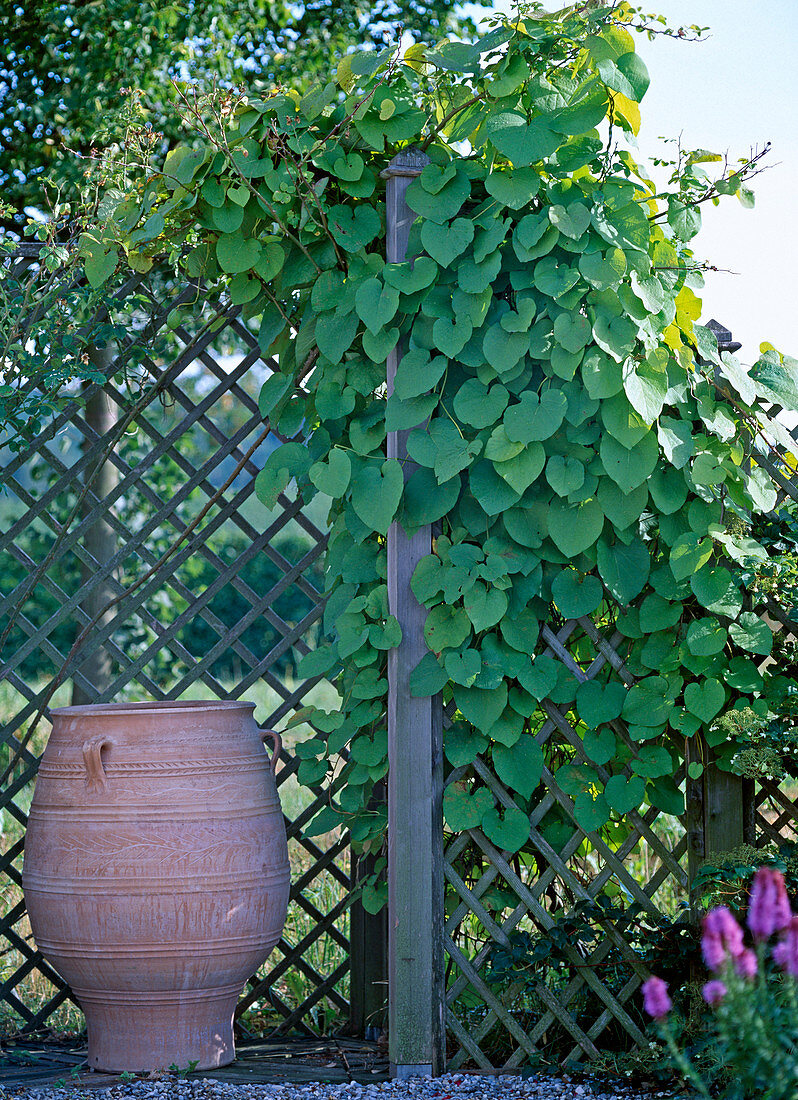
[464,582,508,633]
[493,736,544,798]
[577,680,626,730]
[328,203,381,252]
[309,448,351,497]
[546,454,585,496]
[504,389,568,443]
[553,310,592,353]
[406,169,470,223]
[363,325,400,362]
[485,166,540,209]
[444,725,488,766]
[600,431,658,493]
[424,604,471,652]
[445,648,482,688]
[684,678,726,723]
[686,618,727,656]
[483,324,529,374]
[500,607,539,654]
[444,783,493,831]
[453,682,508,733]
[394,349,447,400]
[487,112,560,166]
[355,278,400,334]
[410,652,448,697]
[481,806,530,853]
[578,248,626,290]
[316,309,358,363]
[454,380,509,429]
[573,791,611,833]
[582,727,617,766]
[255,442,311,508]
[383,256,438,294]
[547,497,604,557]
[490,706,525,747]
[421,217,475,267]
[728,612,773,655]
[596,538,649,603]
[548,202,590,240]
[534,255,580,298]
[216,233,261,274]
[350,458,404,534]
[604,774,645,815]
[493,443,545,495]
[623,676,672,726]
[434,314,473,356]
[690,567,743,618]
[551,569,603,618]
[517,654,558,700]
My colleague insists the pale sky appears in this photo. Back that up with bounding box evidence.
[463,1,798,364]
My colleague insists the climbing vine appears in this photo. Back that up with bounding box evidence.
[55,2,798,909]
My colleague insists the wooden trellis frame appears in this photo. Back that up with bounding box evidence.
[4,181,798,1075]
[0,252,362,1038]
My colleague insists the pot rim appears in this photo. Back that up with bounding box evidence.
[50,700,256,717]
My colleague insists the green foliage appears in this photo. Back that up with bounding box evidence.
[0,0,470,230]
[58,3,798,896]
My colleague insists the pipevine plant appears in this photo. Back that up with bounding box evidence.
[32,2,798,910]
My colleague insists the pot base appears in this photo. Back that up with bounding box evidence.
[77,983,240,1072]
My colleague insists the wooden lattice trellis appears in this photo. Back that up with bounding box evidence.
[0,254,358,1037]
[436,323,798,1072]
[5,206,798,1076]
[441,614,688,1070]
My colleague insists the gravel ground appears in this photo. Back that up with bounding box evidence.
[0,1073,687,1100]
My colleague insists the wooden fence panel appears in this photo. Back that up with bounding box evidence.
[0,259,353,1037]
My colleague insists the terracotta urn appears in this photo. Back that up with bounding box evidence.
[22,700,290,1072]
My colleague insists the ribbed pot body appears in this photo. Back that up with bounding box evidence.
[22,701,290,1072]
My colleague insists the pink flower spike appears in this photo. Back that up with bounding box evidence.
[702,907,745,970]
[734,948,758,980]
[748,868,792,941]
[773,915,798,977]
[702,980,727,1006]
[642,976,672,1020]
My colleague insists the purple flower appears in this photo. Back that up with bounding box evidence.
[642,976,672,1020]
[702,907,745,971]
[773,915,798,977]
[734,948,758,980]
[702,980,727,1005]
[748,868,792,941]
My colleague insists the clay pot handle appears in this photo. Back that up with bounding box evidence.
[82,737,116,792]
[263,729,281,776]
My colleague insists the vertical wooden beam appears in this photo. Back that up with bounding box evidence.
[383,149,446,1079]
[687,323,747,906]
[349,785,388,1037]
[71,347,118,706]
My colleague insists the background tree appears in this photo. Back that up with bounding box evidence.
[0,0,469,232]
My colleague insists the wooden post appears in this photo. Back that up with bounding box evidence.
[71,347,118,706]
[349,781,388,1037]
[688,321,747,902]
[383,149,446,1079]
[349,847,388,1037]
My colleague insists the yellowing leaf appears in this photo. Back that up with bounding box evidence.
[662,322,684,352]
[675,285,702,336]
[613,91,640,135]
[337,54,355,93]
[403,43,427,75]
[379,98,396,120]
